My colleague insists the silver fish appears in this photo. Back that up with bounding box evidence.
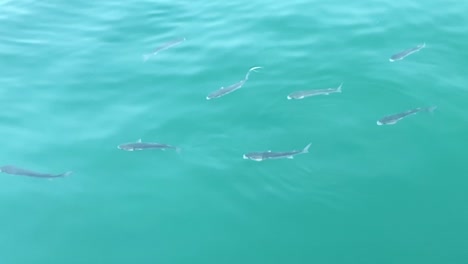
[287,83,343,100]
[0,165,72,178]
[206,66,262,100]
[143,37,186,62]
[389,43,426,62]
[377,106,437,125]
[118,139,181,152]
[243,143,311,161]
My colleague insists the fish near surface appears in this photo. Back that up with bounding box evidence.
[0,165,72,178]
[389,43,426,62]
[243,143,311,161]
[377,106,437,125]
[143,37,186,62]
[118,139,181,152]
[287,83,342,100]
[206,66,262,100]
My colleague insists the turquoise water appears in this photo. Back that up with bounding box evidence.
[1,0,467,263]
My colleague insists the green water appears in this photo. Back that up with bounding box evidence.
[1,0,467,263]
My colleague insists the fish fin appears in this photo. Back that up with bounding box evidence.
[137,138,142,143]
[337,83,343,93]
[287,156,294,159]
[302,143,312,153]
[267,150,271,152]
[175,147,182,153]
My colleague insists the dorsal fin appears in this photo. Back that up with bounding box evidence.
[137,138,142,143]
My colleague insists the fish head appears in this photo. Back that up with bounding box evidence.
[206,89,222,100]
[287,93,302,100]
[377,119,398,126]
[0,165,14,173]
[243,153,264,161]
[117,144,135,151]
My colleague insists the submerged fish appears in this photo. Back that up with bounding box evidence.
[243,143,311,161]
[118,139,181,152]
[206,66,262,100]
[377,106,437,125]
[287,83,343,100]
[143,37,186,62]
[389,43,425,62]
[0,165,72,178]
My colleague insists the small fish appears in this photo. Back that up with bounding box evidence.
[377,106,437,125]
[389,43,426,62]
[287,83,343,100]
[118,139,181,152]
[0,165,72,178]
[143,37,186,62]
[206,66,262,100]
[243,143,311,161]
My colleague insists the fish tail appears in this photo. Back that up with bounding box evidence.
[175,147,182,153]
[142,54,151,62]
[302,143,312,153]
[62,171,73,177]
[426,106,437,113]
[142,53,155,62]
[245,66,262,80]
[337,83,343,93]
[56,171,72,177]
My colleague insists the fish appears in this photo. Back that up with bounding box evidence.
[389,43,426,62]
[206,66,262,100]
[143,37,186,62]
[0,165,72,178]
[243,143,311,161]
[118,139,181,152]
[377,106,437,125]
[287,83,343,100]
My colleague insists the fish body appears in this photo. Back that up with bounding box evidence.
[287,83,342,100]
[206,80,245,100]
[206,66,262,100]
[0,165,72,178]
[118,139,180,152]
[377,106,436,125]
[143,37,186,61]
[243,143,311,161]
[389,43,425,62]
